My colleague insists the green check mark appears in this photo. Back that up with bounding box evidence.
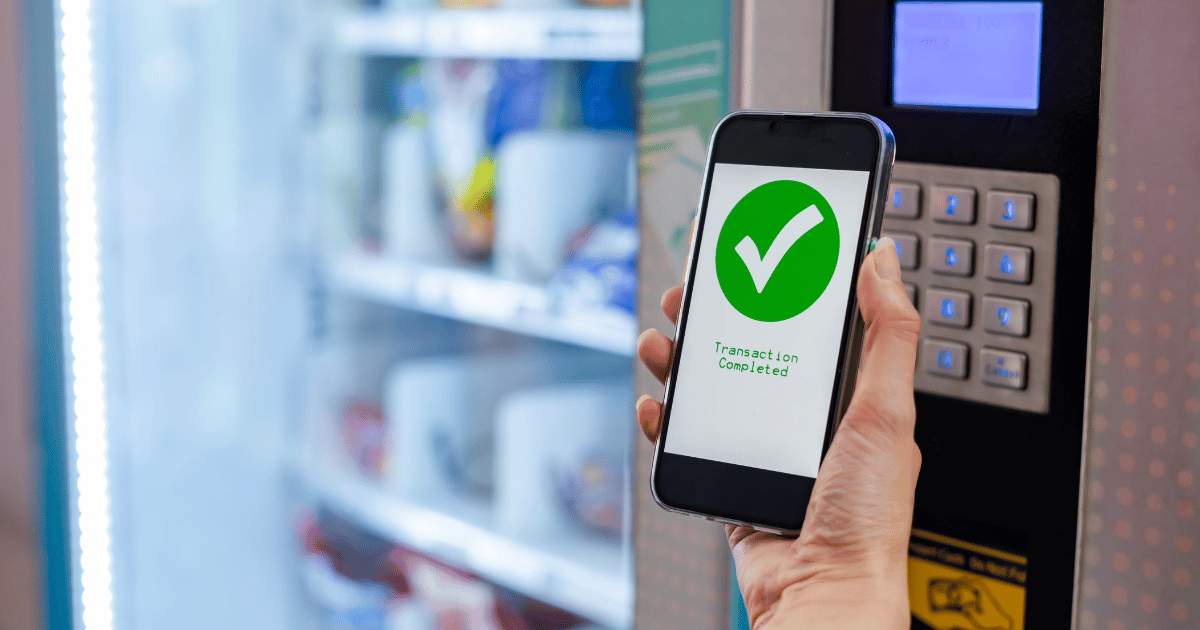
[716,180,840,322]
[734,204,824,293]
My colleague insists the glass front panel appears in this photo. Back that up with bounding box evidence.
[67,1,641,628]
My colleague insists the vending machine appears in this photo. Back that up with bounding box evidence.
[636,1,1199,629]
[26,0,1199,629]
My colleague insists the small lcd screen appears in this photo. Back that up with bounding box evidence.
[893,2,1044,111]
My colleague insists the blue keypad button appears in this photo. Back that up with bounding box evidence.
[925,287,971,328]
[982,296,1030,336]
[986,190,1035,230]
[985,243,1032,284]
[881,231,920,270]
[981,347,1028,389]
[930,185,976,224]
[928,236,975,276]
[924,338,969,379]
[886,181,921,219]
[938,350,954,369]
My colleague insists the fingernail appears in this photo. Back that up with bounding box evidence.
[636,394,652,407]
[875,236,901,281]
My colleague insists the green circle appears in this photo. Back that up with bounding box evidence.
[715,180,840,322]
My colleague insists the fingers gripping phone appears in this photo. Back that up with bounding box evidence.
[651,111,896,533]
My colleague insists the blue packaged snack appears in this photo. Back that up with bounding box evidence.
[552,210,638,315]
[486,59,547,148]
[580,61,636,132]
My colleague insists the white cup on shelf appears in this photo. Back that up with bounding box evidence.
[383,351,627,507]
[493,130,635,284]
[380,123,453,263]
[493,382,632,541]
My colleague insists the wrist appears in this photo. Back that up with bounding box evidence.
[765,570,910,630]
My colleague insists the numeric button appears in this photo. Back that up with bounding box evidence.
[982,296,1030,337]
[882,231,920,270]
[984,243,1033,284]
[924,338,968,379]
[886,181,921,219]
[928,236,975,276]
[925,287,971,328]
[930,185,976,224]
[987,190,1035,230]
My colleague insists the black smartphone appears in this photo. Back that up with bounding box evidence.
[650,111,896,533]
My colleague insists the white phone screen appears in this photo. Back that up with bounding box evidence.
[664,163,871,478]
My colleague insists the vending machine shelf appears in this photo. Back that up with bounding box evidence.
[335,8,643,61]
[303,467,634,629]
[329,252,636,355]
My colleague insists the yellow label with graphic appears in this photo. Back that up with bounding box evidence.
[908,528,1027,630]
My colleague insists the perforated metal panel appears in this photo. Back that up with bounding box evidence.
[1079,1,1200,628]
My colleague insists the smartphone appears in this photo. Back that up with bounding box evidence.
[650,111,896,533]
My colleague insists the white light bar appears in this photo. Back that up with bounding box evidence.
[59,0,113,628]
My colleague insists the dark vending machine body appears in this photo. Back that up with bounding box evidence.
[832,1,1103,628]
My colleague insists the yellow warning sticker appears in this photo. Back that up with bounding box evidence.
[908,528,1027,630]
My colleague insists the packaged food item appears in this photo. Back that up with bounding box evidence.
[553,451,625,536]
[424,59,498,260]
[551,210,638,315]
[300,511,588,629]
[298,512,414,630]
[493,0,577,11]
[578,61,636,132]
[486,60,550,149]
[302,552,393,630]
[492,130,634,283]
[404,557,516,630]
[341,401,387,478]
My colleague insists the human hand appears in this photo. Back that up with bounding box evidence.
[635,237,922,630]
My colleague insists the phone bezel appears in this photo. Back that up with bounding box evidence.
[650,110,896,533]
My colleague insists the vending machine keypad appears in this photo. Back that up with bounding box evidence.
[882,162,1060,413]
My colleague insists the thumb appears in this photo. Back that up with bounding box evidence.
[847,237,921,433]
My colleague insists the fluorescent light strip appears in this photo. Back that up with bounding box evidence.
[59,0,114,628]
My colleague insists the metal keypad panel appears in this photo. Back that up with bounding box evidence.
[883,162,1060,413]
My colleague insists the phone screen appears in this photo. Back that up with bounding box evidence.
[664,163,871,478]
